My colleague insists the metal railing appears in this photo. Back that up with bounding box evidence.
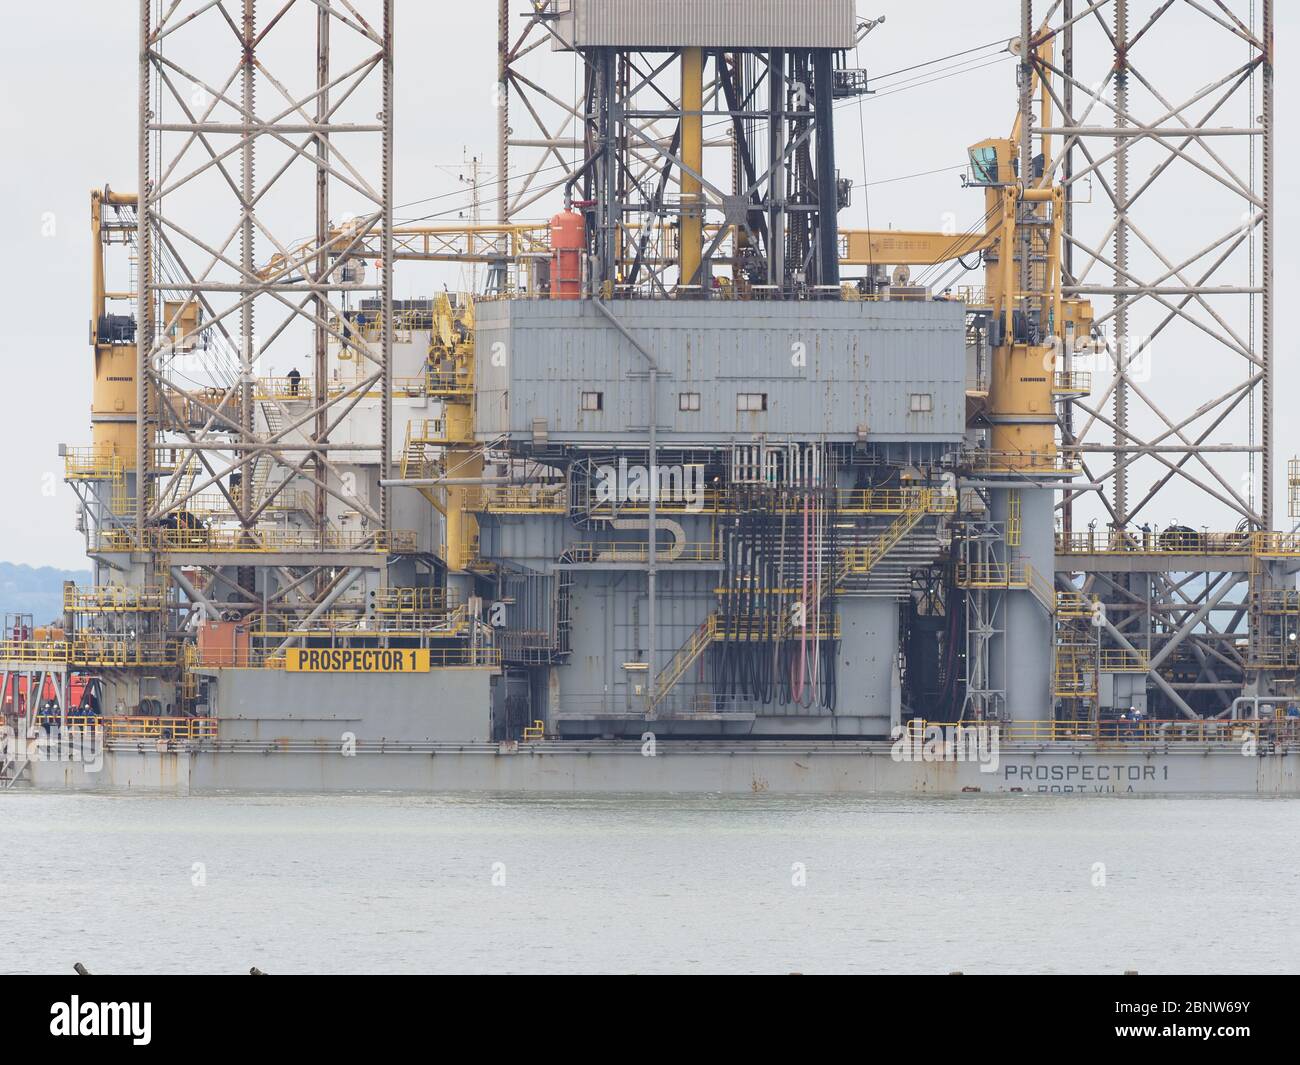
[370,588,461,614]
[64,445,123,481]
[1291,457,1300,521]
[1098,648,1151,672]
[98,528,421,554]
[651,617,717,709]
[1053,651,1099,698]
[242,609,472,639]
[842,503,932,576]
[180,490,317,518]
[953,285,989,306]
[33,715,218,741]
[1255,589,1300,614]
[571,487,957,518]
[253,372,451,403]
[426,367,474,396]
[1024,564,1057,613]
[1252,533,1300,558]
[64,585,172,613]
[1052,369,1093,394]
[689,693,761,715]
[253,376,313,401]
[407,418,449,445]
[0,640,67,663]
[949,560,1054,616]
[954,561,1029,589]
[913,718,1291,745]
[470,486,568,514]
[964,448,1081,475]
[342,309,438,343]
[1056,530,1254,556]
[714,615,840,642]
[70,636,184,668]
[567,542,723,564]
[1056,591,1097,619]
[1246,637,1300,670]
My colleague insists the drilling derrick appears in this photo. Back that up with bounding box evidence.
[35,2,500,744]
[459,0,968,736]
[112,1,410,721]
[1039,0,1279,718]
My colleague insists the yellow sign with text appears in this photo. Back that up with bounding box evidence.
[286,648,431,674]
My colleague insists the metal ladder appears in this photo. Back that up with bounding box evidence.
[554,569,574,659]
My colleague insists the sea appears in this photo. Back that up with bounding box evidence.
[1,792,1295,974]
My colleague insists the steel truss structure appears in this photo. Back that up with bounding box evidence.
[576,45,845,296]
[1035,0,1274,533]
[134,0,395,617]
[498,0,584,225]
[1031,1,1278,712]
[497,0,856,297]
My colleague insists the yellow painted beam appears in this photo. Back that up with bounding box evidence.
[839,228,997,267]
[679,47,704,287]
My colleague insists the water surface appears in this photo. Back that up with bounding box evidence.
[1,793,1294,974]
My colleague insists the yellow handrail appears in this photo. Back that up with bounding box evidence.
[64,585,171,613]
[651,616,718,707]
[33,715,219,741]
[912,718,1276,744]
[954,561,1029,588]
[103,528,422,554]
[1057,530,1253,555]
[1051,369,1092,394]
[0,640,69,663]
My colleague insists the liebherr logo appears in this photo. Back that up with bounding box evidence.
[595,459,705,512]
[50,996,151,1045]
[890,723,1001,774]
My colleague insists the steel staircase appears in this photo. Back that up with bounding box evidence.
[650,615,717,712]
[841,505,930,579]
[249,401,286,513]
[1054,591,1100,700]
[648,495,949,712]
[400,419,444,509]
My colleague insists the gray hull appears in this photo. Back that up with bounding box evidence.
[21,740,1300,796]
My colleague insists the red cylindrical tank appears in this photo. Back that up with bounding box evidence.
[550,210,585,300]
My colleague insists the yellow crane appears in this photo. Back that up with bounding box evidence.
[89,187,144,469]
[839,29,1093,474]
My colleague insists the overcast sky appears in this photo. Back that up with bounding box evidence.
[0,1,1294,569]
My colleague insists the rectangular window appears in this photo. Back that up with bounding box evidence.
[909,393,934,414]
[737,393,768,412]
[581,391,603,412]
[679,392,701,412]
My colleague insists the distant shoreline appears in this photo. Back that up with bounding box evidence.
[0,561,92,625]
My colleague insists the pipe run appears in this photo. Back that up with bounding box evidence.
[593,299,659,709]
[382,476,563,488]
